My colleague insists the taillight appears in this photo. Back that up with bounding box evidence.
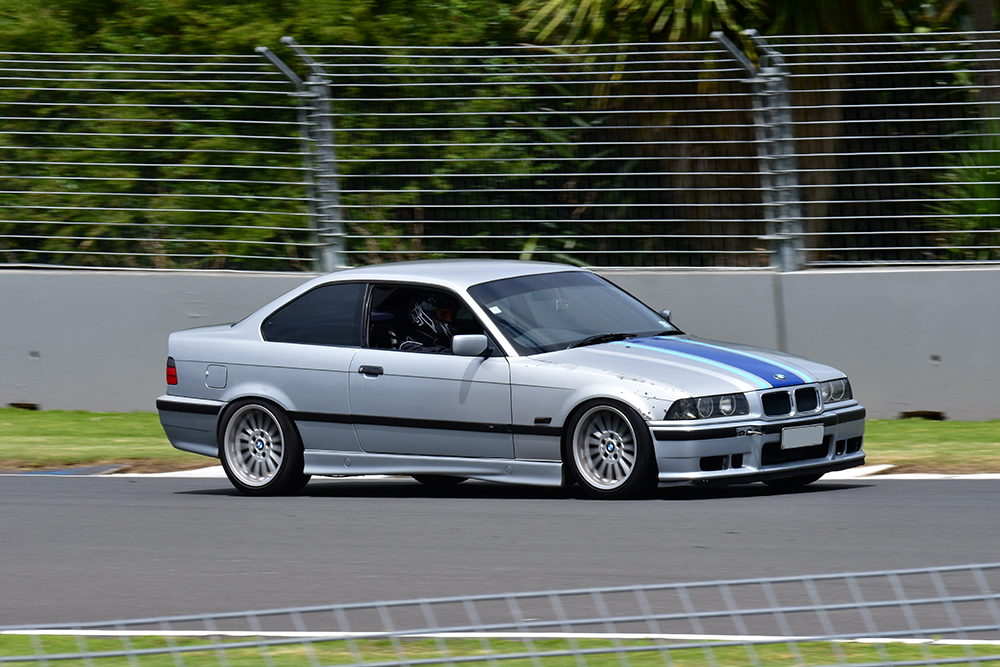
[166,357,178,385]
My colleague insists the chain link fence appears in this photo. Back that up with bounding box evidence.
[0,51,315,271]
[3,563,1000,667]
[769,32,1000,267]
[2,33,1000,271]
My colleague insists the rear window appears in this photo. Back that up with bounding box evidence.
[262,282,365,347]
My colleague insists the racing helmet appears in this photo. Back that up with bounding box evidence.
[409,293,460,340]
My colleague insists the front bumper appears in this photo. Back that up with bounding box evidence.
[648,405,866,486]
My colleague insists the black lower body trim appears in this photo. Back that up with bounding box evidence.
[288,411,352,425]
[686,456,866,488]
[290,412,561,437]
[654,427,738,441]
[156,399,222,416]
[357,414,512,434]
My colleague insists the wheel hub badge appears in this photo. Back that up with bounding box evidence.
[601,433,621,459]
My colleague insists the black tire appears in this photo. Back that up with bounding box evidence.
[763,473,823,489]
[218,399,310,496]
[563,400,657,500]
[412,475,467,486]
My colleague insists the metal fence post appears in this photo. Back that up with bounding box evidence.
[713,31,803,272]
[258,41,344,272]
[255,46,327,272]
[282,37,345,272]
[305,76,344,273]
[746,30,803,272]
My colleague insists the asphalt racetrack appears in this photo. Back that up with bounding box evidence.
[2,474,999,627]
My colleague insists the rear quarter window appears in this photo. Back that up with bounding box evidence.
[262,282,365,347]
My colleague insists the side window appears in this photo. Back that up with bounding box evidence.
[367,285,485,354]
[262,282,365,347]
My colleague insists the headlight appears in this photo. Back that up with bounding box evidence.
[819,378,853,404]
[666,394,749,420]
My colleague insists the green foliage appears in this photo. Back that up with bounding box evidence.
[928,124,1000,261]
[326,45,735,267]
[0,0,986,270]
[0,0,77,52]
[518,0,765,45]
[0,48,314,270]
[0,0,526,270]
[516,0,973,45]
[0,0,522,54]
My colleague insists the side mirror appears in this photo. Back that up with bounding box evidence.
[452,334,491,358]
[659,309,673,324]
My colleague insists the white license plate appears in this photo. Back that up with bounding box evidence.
[781,424,825,450]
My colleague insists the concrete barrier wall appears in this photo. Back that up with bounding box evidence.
[1,271,313,413]
[2,267,997,420]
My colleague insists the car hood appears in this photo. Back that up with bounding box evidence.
[534,335,843,396]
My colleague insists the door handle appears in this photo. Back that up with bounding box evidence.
[358,365,384,377]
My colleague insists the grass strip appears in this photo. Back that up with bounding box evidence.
[1,636,998,667]
[0,408,205,473]
[864,419,1000,474]
[1,408,998,474]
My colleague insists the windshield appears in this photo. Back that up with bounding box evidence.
[467,271,680,355]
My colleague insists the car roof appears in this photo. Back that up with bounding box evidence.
[318,259,582,292]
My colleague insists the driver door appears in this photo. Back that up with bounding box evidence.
[348,284,513,459]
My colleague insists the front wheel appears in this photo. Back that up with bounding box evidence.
[565,401,656,500]
[219,400,310,496]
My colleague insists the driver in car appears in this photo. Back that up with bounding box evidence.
[399,293,459,354]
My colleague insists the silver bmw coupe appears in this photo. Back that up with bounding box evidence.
[157,260,866,498]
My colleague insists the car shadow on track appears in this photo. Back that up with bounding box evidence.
[179,477,871,501]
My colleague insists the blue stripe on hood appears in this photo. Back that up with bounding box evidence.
[618,341,771,390]
[620,337,809,388]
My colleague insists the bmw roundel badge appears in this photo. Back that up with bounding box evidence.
[773,373,786,380]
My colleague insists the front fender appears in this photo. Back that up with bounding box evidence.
[510,358,678,431]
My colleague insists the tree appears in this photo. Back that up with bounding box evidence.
[516,0,976,45]
[519,0,764,44]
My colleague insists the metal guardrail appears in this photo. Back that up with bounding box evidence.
[2,34,1000,270]
[3,563,1000,667]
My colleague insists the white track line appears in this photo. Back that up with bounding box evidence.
[823,465,896,478]
[4,629,1000,647]
[7,465,1000,480]
[127,465,1000,481]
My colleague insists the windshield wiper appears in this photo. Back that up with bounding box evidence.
[569,332,637,349]
[652,329,683,337]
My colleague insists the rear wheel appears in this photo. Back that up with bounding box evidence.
[763,473,822,489]
[565,401,656,500]
[219,400,310,496]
